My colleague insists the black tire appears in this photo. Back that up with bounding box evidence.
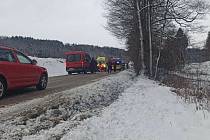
[36,74,48,90]
[77,71,81,74]
[0,78,6,99]
[83,69,87,74]
[68,72,72,75]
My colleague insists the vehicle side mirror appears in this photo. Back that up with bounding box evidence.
[32,59,37,65]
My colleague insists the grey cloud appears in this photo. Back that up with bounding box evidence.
[0,0,122,48]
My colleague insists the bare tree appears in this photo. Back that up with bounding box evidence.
[104,0,209,77]
[136,0,146,74]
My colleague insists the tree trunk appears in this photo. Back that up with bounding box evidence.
[148,0,153,77]
[155,48,161,79]
[136,0,145,75]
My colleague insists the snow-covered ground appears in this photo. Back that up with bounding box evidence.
[184,61,210,75]
[1,67,210,139]
[29,56,68,77]
[59,77,210,140]
[181,61,210,81]
[17,74,210,140]
[0,70,135,140]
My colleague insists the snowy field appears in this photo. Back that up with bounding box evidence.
[184,61,210,74]
[168,61,210,82]
[29,56,68,77]
[182,61,210,80]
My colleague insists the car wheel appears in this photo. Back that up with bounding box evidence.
[83,69,87,74]
[36,74,48,90]
[77,71,81,74]
[0,78,6,99]
[68,72,72,75]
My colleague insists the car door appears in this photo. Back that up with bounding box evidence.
[84,54,91,69]
[15,51,39,86]
[0,49,21,89]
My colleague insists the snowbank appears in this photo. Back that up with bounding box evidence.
[29,56,67,77]
[0,70,134,140]
[2,69,210,140]
[61,77,210,140]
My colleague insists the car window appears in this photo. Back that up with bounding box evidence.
[66,54,81,62]
[16,52,32,64]
[0,49,16,62]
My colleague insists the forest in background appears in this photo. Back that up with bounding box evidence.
[0,36,126,59]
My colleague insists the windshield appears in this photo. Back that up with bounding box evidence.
[66,54,81,62]
[97,57,106,63]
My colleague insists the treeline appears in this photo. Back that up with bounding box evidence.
[105,0,209,77]
[183,31,210,63]
[0,36,125,59]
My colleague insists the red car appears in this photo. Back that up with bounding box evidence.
[0,46,48,98]
[65,51,91,74]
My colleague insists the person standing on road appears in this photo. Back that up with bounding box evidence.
[90,57,97,74]
[113,62,117,72]
[107,59,112,74]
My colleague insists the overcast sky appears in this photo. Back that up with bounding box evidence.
[0,0,124,48]
[0,0,209,49]
[189,12,210,47]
